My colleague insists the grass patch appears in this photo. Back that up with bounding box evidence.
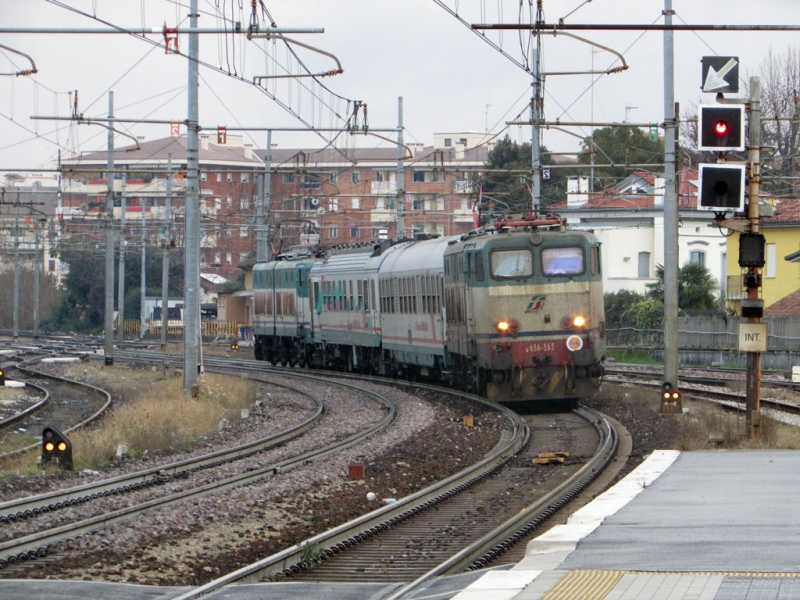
[3,364,258,473]
[608,382,800,451]
[606,348,662,365]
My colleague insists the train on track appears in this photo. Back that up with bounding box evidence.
[251,213,605,403]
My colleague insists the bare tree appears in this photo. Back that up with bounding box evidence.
[748,47,800,197]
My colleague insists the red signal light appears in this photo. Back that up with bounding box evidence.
[714,120,728,135]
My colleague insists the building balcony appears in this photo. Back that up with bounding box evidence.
[371,181,397,195]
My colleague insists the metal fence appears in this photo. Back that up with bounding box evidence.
[607,316,800,352]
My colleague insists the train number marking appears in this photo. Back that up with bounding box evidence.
[524,341,555,354]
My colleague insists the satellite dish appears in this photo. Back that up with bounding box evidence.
[79,203,88,212]
[309,197,320,208]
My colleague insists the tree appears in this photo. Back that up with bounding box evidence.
[51,244,185,333]
[482,135,565,214]
[578,126,664,190]
[646,262,719,312]
[0,267,63,330]
[749,47,800,197]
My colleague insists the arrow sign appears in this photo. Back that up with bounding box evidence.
[701,56,739,94]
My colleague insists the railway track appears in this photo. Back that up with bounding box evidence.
[0,370,397,568]
[165,405,616,600]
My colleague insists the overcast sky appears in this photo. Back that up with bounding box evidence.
[3,0,800,172]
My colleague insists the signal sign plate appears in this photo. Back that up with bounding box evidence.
[702,56,739,94]
[738,323,767,352]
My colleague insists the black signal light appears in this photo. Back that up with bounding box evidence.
[698,164,746,212]
[661,382,681,403]
[698,104,745,151]
[42,426,73,470]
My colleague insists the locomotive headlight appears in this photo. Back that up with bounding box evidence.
[573,315,587,328]
[496,319,519,336]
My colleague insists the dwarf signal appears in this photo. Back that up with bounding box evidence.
[42,426,73,470]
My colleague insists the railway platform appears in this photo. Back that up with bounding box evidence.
[3,449,800,599]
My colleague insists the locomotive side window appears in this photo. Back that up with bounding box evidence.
[542,247,585,276]
[491,249,533,278]
[590,245,601,276]
[475,253,485,281]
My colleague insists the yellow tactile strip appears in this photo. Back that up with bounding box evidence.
[540,570,627,600]
[540,570,800,600]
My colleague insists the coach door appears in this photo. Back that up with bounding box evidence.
[464,244,479,327]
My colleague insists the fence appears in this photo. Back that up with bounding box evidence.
[607,316,800,353]
[121,319,241,338]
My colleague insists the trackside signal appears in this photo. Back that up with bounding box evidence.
[698,104,745,151]
[42,426,73,470]
[0,367,5,386]
[698,163,746,212]
[660,382,682,415]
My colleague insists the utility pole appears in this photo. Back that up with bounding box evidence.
[396,96,405,238]
[140,193,147,339]
[184,0,201,394]
[104,91,115,365]
[745,77,762,439]
[13,196,19,339]
[161,153,172,351]
[530,1,543,213]
[257,131,271,262]
[117,173,127,347]
[661,0,681,412]
[33,219,40,338]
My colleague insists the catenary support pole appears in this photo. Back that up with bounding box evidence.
[104,91,115,365]
[161,154,172,351]
[396,97,405,238]
[184,0,201,394]
[13,200,19,339]
[661,0,680,412]
[140,192,147,339]
[34,221,40,338]
[117,174,127,346]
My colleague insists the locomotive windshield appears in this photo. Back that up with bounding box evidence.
[542,247,584,276]
[491,249,533,278]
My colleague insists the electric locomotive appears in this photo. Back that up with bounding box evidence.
[443,213,605,402]
[251,214,605,404]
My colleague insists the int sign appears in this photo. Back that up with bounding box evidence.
[738,323,767,352]
[701,56,739,94]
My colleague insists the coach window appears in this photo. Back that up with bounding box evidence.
[542,247,585,276]
[491,249,533,278]
[314,282,322,314]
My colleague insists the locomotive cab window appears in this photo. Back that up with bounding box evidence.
[491,249,533,278]
[542,247,585,276]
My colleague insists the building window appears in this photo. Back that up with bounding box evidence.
[766,243,777,278]
[329,171,338,183]
[214,252,221,265]
[241,173,249,183]
[352,197,360,210]
[376,170,384,182]
[329,196,339,212]
[283,173,295,184]
[690,250,706,267]
[413,170,425,183]
[240,197,250,210]
[350,225,359,239]
[638,252,650,278]
[226,252,233,265]
[444,138,452,147]
[459,138,468,145]
[351,171,360,183]
[240,226,248,238]
[200,172,207,182]
[226,173,233,182]
[329,226,338,239]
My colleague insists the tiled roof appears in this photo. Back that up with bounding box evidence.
[63,136,261,166]
[764,288,800,317]
[764,198,800,224]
